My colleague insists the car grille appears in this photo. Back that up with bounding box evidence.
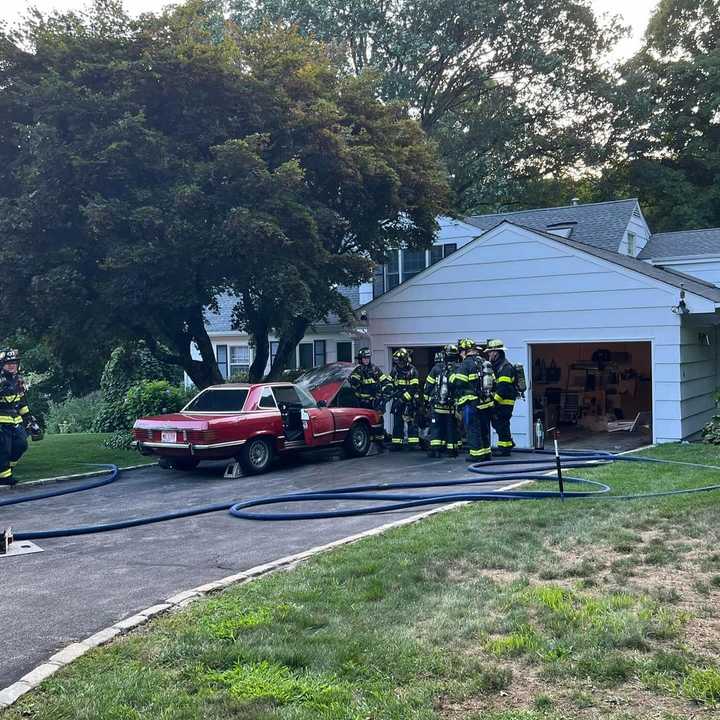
[133,429,218,445]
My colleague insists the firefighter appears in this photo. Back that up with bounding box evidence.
[348,347,392,452]
[424,344,459,458]
[451,338,493,462]
[389,348,420,450]
[486,339,517,456]
[0,349,42,486]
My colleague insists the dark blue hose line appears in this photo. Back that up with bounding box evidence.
[0,464,121,508]
[5,450,720,537]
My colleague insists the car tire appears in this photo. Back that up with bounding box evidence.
[158,457,199,471]
[343,422,371,458]
[239,437,273,475]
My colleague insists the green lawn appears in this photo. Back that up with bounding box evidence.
[4,444,720,720]
[10,432,154,484]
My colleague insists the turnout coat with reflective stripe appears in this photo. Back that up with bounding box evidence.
[424,361,455,412]
[492,358,517,406]
[390,365,420,403]
[449,355,480,408]
[0,372,30,425]
[348,363,392,403]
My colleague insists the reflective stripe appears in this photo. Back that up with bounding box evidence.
[9,461,17,467]
[402,392,412,401]
[467,373,479,381]
[496,376,513,384]
[407,437,420,444]
[469,447,491,457]
[452,373,469,382]
[19,406,30,415]
[476,401,494,410]
[362,378,377,384]
[1,394,22,402]
[493,395,515,405]
[446,443,457,450]
[0,467,12,478]
[430,439,444,447]
[391,438,403,444]
[409,378,419,385]
[497,440,514,447]
[0,415,23,425]
[456,394,477,405]
[433,408,451,414]
[425,376,436,384]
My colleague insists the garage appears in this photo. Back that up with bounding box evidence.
[365,220,720,447]
[530,341,652,450]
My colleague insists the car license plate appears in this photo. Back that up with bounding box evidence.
[161,431,177,443]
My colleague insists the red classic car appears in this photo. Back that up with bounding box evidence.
[132,363,384,475]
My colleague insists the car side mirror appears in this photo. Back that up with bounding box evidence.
[317,400,328,408]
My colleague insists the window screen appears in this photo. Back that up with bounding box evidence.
[387,250,400,289]
[402,249,426,281]
[229,346,250,376]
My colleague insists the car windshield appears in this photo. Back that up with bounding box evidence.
[184,389,249,412]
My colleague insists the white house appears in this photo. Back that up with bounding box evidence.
[363,200,720,447]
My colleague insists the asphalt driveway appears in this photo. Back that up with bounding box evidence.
[0,449,514,689]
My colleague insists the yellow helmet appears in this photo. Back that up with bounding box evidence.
[457,338,475,351]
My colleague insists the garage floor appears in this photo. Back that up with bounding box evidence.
[0,449,519,689]
[554,429,651,452]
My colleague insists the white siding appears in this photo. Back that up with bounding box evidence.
[679,322,718,438]
[653,258,720,287]
[367,224,718,446]
[619,207,651,257]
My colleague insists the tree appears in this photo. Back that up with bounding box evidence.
[234,0,623,212]
[0,1,448,386]
[605,0,720,231]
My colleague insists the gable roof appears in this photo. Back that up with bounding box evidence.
[464,199,639,253]
[361,220,720,309]
[639,228,720,260]
[205,286,361,334]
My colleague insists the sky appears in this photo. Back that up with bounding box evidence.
[1,0,659,60]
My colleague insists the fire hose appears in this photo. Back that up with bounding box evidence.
[2,449,720,542]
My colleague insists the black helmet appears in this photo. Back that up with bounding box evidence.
[443,343,458,360]
[356,347,371,362]
[0,348,20,367]
[434,351,445,364]
[392,347,411,366]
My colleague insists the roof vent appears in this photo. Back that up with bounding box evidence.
[571,197,580,207]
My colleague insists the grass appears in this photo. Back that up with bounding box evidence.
[9,432,154,484]
[3,443,720,719]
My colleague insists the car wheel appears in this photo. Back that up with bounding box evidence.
[344,422,371,458]
[239,437,273,475]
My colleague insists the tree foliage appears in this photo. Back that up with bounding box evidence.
[0,0,448,386]
[604,0,720,231]
[235,0,622,212]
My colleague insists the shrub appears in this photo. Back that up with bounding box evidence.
[124,380,191,424]
[93,343,169,432]
[702,415,720,444]
[45,391,103,433]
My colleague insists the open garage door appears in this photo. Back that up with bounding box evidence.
[530,341,652,451]
[390,346,444,383]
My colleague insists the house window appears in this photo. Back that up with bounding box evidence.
[314,340,326,367]
[372,264,385,298]
[443,243,457,257]
[336,341,352,362]
[430,245,443,265]
[216,345,228,379]
[387,250,400,289]
[270,341,279,366]
[298,342,313,369]
[627,232,636,256]
[402,248,426,281]
[229,345,250,377]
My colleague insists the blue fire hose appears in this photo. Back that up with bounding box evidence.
[3,450,720,540]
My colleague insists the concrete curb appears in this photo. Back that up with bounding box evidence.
[0,479,527,711]
[0,463,156,492]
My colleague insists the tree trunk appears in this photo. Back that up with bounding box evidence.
[248,323,270,382]
[266,317,309,380]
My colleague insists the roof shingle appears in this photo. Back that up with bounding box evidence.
[465,199,639,252]
[639,229,720,259]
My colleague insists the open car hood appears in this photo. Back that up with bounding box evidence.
[295,362,354,405]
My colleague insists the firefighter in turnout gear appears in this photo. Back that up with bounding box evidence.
[424,344,459,458]
[348,348,392,452]
[0,349,42,486]
[389,348,421,450]
[451,338,494,462]
[486,339,517,456]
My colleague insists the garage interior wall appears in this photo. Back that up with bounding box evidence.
[530,342,652,435]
